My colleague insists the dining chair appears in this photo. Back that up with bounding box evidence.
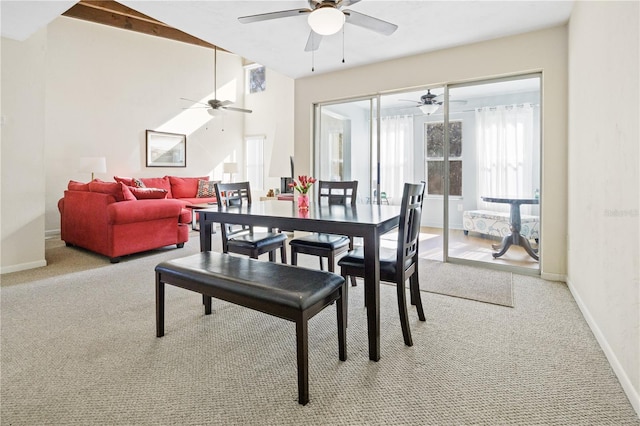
[338,181,426,346]
[214,182,287,263]
[289,180,358,285]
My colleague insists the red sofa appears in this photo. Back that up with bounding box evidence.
[58,179,195,263]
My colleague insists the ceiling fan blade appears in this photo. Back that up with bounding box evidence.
[304,31,323,52]
[238,8,311,24]
[434,95,468,105]
[222,106,253,114]
[343,10,398,36]
[339,0,362,7]
[219,100,233,107]
[398,99,422,105]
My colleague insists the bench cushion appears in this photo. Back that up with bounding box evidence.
[463,210,539,239]
[155,252,344,311]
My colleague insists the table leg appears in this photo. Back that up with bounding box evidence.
[490,201,539,261]
[363,231,381,362]
[199,215,213,252]
[492,232,539,261]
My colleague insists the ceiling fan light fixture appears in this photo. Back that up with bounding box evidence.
[307,7,345,35]
[208,108,222,117]
[419,104,440,115]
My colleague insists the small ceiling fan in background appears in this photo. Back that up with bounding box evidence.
[401,90,468,115]
[181,47,252,116]
[238,0,398,52]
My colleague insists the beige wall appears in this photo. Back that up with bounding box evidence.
[243,66,295,193]
[567,1,639,415]
[1,28,48,273]
[0,16,294,273]
[43,17,246,233]
[294,26,568,279]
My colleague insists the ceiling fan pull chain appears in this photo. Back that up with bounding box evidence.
[311,33,315,72]
[342,24,345,64]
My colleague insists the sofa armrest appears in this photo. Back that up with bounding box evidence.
[107,199,184,225]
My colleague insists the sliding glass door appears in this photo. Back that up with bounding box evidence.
[314,97,376,203]
[312,73,541,274]
[445,76,541,272]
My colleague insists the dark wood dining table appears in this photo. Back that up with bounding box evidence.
[198,200,402,361]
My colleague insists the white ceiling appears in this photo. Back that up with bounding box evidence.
[2,1,574,79]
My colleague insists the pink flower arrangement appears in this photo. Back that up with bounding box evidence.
[289,175,317,194]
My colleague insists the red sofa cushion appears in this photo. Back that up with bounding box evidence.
[113,176,134,186]
[169,176,209,198]
[88,180,134,202]
[68,180,90,191]
[139,176,172,197]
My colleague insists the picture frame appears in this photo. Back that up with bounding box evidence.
[145,130,186,167]
[248,65,266,93]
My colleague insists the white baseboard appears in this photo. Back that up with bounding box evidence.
[541,271,565,282]
[0,259,47,275]
[566,277,640,418]
[45,229,61,239]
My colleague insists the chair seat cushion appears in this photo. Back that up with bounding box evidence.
[228,232,287,250]
[289,233,350,250]
[337,246,402,277]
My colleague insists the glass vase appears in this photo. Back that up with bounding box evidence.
[297,194,310,210]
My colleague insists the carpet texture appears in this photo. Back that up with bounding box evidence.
[418,259,513,307]
[1,235,638,425]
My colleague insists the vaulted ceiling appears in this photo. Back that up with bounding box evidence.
[1,1,574,79]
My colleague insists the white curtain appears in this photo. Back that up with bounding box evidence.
[475,104,536,214]
[379,115,414,203]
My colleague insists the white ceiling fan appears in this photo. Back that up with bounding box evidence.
[181,47,252,116]
[238,0,397,52]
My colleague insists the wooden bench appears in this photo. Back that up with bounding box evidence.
[155,252,347,405]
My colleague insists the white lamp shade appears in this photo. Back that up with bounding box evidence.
[223,162,239,174]
[308,7,345,35]
[79,157,107,174]
[419,104,440,115]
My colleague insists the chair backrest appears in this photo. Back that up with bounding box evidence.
[214,182,253,241]
[214,182,252,207]
[396,182,426,275]
[317,180,358,206]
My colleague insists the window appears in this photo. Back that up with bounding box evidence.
[245,136,265,190]
[425,121,462,196]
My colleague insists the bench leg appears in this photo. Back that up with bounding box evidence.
[337,286,347,361]
[204,296,212,315]
[296,319,309,405]
[156,274,165,338]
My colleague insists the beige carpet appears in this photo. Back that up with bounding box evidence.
[1,234,638,425]
[418,259,513,307]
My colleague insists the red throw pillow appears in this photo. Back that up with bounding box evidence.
[129,187,168,200]
[138,176,172,197]
[121,184,137,201]
[88,181,130,202]
[113,176,134,186]
[169,176,209,198]
[68,180,90,191]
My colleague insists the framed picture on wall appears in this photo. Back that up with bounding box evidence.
[146,130,186,167]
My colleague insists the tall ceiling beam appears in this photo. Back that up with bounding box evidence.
[62,0,220,50]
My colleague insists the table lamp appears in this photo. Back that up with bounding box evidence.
[79,157,107,181]
[223,162,238,183]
